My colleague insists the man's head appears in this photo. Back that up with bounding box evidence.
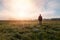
[40,14,41,16]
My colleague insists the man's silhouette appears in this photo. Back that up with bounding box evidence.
[38,14,42,25]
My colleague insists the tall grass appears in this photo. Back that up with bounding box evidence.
[0,20,60,40]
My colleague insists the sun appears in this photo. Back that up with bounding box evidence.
[4,0,36,20]
[10,0,34,20]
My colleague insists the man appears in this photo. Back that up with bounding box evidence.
[38,14,42,25]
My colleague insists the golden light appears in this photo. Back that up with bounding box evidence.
[3,0,38,20]
[9,0,35,20]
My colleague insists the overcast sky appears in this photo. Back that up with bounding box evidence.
[0,0,60,20]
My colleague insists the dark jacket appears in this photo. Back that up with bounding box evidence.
[38,15,42,21]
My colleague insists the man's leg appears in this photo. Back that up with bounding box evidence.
[39,21,42,25]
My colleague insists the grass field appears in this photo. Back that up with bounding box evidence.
[0,20,60,40]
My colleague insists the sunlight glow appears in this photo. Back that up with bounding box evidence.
[10,0,35,20]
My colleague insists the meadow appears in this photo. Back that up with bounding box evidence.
[0,20,60,40]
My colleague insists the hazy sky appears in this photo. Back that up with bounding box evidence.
[0,0,60,20]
